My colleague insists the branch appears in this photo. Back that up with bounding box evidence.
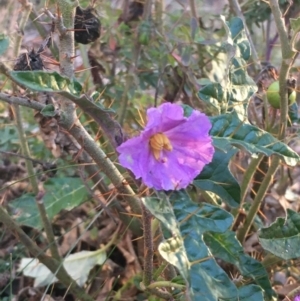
[269,0,295,139]
[54,0,142,217]
[117,0,152,125]
[237,0,297,242]
[142,203,153,286]
[0,206,95,301]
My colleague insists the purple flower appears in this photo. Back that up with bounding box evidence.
[294,296,300,301]
[117,103,215,190]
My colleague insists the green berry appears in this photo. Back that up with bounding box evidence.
[266,81,296,109]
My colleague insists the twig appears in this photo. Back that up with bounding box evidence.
[13,0,39,194]
[11,103,39,193]
[236,157,278,242]
[155,0,163,33]
[35,191,61,259]
[78,167,116,222]
[0,150,51,167]
[269,0,294,139]
[0,206,95,301]
[54,0,142,222]
[117,0,152,125]
[0,91,143,232]
[188,0,198,24]
[15,0,63,263]
[60,117,142,217]
[29,8,59,59]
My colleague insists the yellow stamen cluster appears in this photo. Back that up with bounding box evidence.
[149,133,173,161]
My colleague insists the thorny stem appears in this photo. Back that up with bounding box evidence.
[154,0,163,33]
[188,0,198,24]
[236,0,296,243]
[62,121,142,216]
[142,203,153,287]
[143,0,153,19]
[29,8,59,59]
[270,3,300,299]
[0,91,143,234]
[15,0,62,263]
[11,103,39,194]
[269,0,294,140]
[239,155,264,205]
[56,0,77,79]
[117,0,152,125]
[54,1,141,218]
[13,0,38,195]
[0,206,95,301]
[35,192,61,260]
[78,153,142,235]
[236,157,278,242]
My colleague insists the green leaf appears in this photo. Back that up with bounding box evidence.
[238,285,264,301]
[158,236,190,283]
[171,191,233,233]
[198,83,223,115]
[288,102,298,125]
[0,34,9,56]
[194,148,240,208]
[259,209,300,260]
[171,191,237,300]
[290,17,300,33]
[142,192,180,237]
[204,231,273,299]
[227,17,250,60]
[181,104,194,118]
[40,104,57,117]
[144,191,240,301]
[210,112,300,166]
[199,17,256,118]
[10,71,83,96]
[10,177,88,229]
[9,72,124,147]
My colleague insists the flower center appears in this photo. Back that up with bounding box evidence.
[149,133,173,161]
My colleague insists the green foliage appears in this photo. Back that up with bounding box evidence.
[10,177,88,229]
[243,0,300,28]
[204,231,273,299]
[198,17,257,118]
[210,112,300,166]
[238,285,265,301]
[194,148,241,208]
[1,2,300,300]
[138,20,152,45]
[259,209,300,260]
[289,102,298,125]
[143,191,270,300]
[0,125,19,151]
[10,71,83,96]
